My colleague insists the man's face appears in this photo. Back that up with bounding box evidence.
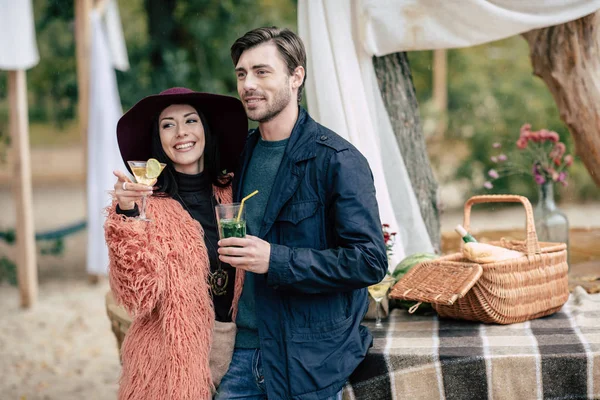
[235,42,293,123]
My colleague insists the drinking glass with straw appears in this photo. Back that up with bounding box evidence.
[215,190,259,240]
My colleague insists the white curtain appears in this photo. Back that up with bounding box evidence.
[360,0,600,55]
[0,0,39,70]
[298,0,600,268]
[104,0,130,71]
[299,1,434,269]
[86,8,128,275]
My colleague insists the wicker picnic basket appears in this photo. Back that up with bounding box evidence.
[390,194,569,324]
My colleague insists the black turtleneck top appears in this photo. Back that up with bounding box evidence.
[116,171,235,322]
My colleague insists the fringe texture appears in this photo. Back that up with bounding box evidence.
[105,184,242,400]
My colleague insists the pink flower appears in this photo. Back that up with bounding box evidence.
[520,123,531,137]
[557,172,567,182]
[498,154,507,162]
[516,138,528,149]
[548,131,560,143]
[488,169,499,179]
[564,155,574,166]
[493,142,501,149]
[532,163,547,184]
[483,181,493,189]
[534,174,546,184]
[490,156,498,163]
[549,142,566,160]
[539,129,550,140]
[529,130,541,142]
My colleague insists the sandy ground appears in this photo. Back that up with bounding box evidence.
[0,280,120,400]
[0,167,598,399]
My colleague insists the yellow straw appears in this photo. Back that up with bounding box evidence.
[237,190,259,221]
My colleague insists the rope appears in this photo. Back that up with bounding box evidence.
[35,221,87,240]
[0,220,87,244]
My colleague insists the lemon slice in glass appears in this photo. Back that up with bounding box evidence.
[146,158,162,179]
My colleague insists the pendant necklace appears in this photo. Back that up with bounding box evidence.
[175,192,228,296]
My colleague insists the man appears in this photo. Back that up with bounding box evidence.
[216,27,388,400]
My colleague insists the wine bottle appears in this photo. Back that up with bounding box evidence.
[455,224,477,243]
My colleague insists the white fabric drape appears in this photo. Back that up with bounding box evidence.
[299,0,600,267]
[86,10,127,275]
[360,0,600,55]
[299,1,435,268]
[104,0,130,71]
[0,0,39,70]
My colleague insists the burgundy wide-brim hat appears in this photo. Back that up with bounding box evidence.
[117,87,248,173]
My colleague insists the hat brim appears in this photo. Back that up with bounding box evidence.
[117,92,248,174]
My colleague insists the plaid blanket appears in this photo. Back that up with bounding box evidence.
[345,287,600,400]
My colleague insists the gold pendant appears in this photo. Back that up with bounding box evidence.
[210,268,228,296]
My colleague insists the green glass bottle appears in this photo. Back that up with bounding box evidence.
[455,224,477,243]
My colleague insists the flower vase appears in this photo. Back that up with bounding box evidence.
[533,181,569,264]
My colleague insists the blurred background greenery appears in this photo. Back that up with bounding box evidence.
[0,0,598,204]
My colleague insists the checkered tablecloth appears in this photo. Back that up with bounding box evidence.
[345,287,600,400]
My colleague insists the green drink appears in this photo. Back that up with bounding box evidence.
[219,218,246,239]
[215,203,246,240]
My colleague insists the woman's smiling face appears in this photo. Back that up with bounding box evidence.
[158,104,206,175]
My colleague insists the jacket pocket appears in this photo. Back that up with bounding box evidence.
[276,200,319,225]
[287,314,356,397]
[290,315,353,341]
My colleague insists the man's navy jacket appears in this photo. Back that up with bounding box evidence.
[233,107,388,399]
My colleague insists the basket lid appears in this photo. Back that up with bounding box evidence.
[390,260,483,306]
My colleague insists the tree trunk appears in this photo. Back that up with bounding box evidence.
[522,11,600,187]
[373,53,441,252]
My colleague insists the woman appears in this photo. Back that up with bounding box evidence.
[105,87,248,400]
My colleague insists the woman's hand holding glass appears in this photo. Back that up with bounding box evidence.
[113,170,153,211]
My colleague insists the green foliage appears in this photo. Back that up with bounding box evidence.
[116,0,298,109]
[8,0,296,125]
[29,0,78,126]
[0,256,17,286]
[409,37,600,202]
[0,228,16,244]
[0,225,70,286]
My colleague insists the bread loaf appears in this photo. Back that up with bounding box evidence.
[463,242,524,264]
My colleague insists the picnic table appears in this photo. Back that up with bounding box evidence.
[345,287,600,400]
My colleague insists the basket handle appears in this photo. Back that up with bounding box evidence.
[463,194,541,256]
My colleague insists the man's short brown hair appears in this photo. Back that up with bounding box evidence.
[231,27,307,103]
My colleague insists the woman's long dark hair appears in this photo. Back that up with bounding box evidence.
[150,106,231,197]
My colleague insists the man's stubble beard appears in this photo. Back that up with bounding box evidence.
[247,79,293,123]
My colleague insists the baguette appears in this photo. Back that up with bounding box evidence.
[463,242,524,264]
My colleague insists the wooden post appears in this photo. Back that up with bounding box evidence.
[432,49,447,138]
[75,0,92,168]
[8,70,38,308]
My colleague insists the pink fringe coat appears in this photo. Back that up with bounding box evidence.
[105,185,244,400]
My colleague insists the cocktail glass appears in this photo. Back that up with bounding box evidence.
[368,275,394,328]
[127,160,166,221]
[215,203,246,240]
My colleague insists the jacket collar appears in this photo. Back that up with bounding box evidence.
[235,107,318,237]
[235,107,316,200]
[245,107,316,163]
[284,107,316,163]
